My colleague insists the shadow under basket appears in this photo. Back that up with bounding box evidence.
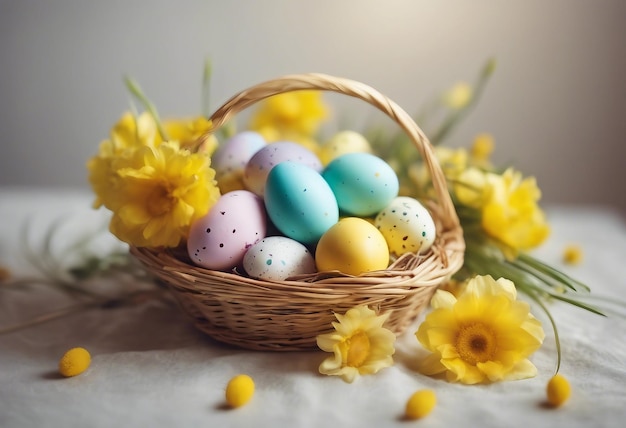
[130,73,465,351]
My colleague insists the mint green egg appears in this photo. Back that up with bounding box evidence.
[322,152,399,217]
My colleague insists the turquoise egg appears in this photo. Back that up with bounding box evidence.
[322,152,399,217]
[264,162,339,245]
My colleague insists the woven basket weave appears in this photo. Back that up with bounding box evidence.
[131,73,465,351]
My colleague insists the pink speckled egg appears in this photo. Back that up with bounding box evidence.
[187,190,267,271]
[212,131,266,192]
[243,141,322,196]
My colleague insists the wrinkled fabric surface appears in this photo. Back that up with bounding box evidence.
[1,188,625,428]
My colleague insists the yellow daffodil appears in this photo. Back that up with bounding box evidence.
[481,168,550,251]
[442,82,472,109]
[104,141,219,248]
[249,90,328,143]
[317,306,395,383]
[416,275,545,384]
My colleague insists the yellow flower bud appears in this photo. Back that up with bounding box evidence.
[225,374,255,408]
[405,389,437,419]
[563,244,583,265]
[58,347,91,377]
[546,374,571,407]
[443,82,472,109]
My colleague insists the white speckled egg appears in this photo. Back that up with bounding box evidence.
[243,236,316,281]
[318,130,372,165]
[187,190,266,271]
[243,141,322,196]
[212,131,266,193]
[374,196,436,256]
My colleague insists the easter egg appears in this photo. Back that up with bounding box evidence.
[322,152,398,217]
[318,130,371,165]
[244,141,322,196]
[243,236,316,281]
[187,190,266,271]
[264,162,339,245]
[212,131,266,193]
[315,217,389,276]
[375,196,436,256]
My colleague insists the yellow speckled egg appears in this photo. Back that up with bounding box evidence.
[315,217,389,276]
[318,130,371,165]
[375,196,436,256]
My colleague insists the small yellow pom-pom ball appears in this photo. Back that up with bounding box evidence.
[225,374,255,408]
[546,374,571,407]
[58,347,91,377]
[405,389,437,420]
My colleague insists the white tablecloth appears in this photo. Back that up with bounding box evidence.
[1,187,625,427]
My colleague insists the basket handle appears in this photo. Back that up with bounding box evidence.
[204,73,460,230]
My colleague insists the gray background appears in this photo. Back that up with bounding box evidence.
[1,0,625,215]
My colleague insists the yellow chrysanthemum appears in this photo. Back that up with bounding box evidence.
[163,117,217,155]
[105,141,219,248]
[249,90,328,142]
[87,112,162,209]
[416,275,545,384]
[317,306,395,383]
[87,112,221,248]
[481,168,550,251]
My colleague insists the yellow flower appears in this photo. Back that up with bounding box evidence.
[453,166,488,208]
[87,112,162,209]
[471,133,495,163]
[481,168,550,251]
[249,90,328,142]
[317,306,395,383]
[408,146,469,197]
[106,141,219,248]
[163,117,218,155]
[416,275,545,384]
[443,82,472,109]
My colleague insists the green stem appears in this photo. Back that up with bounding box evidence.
[124,76,168,141]
[202,58,212,117]
[525,290,562,374]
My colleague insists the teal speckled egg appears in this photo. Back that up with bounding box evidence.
[264,162,339,245]
[322,152,398,217]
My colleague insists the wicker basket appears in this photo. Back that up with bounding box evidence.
[130,73,465,351]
